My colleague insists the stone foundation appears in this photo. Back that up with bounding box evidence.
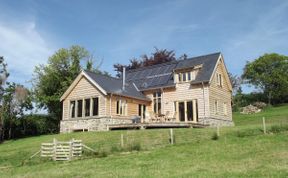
[60,117,132,133]
[198,117,234,127]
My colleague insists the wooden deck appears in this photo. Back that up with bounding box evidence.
[108,122,207,130]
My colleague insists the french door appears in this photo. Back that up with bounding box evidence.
[177,100,198,122]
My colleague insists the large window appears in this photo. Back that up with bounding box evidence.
[138,104,146,119]
[70,101,75,118]
[92,97,99,116]
[116,99,127,116]
[77,100,83,117]
[70,97,99,119]
[153,92,162,114]
[85,98,90,117]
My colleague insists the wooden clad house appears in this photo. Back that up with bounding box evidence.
[60,52,234,133]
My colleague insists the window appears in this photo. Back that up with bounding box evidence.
[153,92,162,114]
[92,97,99,116]
[182,73,186,81]
[85,98,90,117]
[138,104,146,118]
[223,102,227,115]
[217,73,223,87]
[178,73,182,82]
[187,72,191,81]
[70,101,75,118]
[214,100,218,114]
[77,100,83,117]
[116,99,127,116]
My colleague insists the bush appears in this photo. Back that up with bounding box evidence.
[235,128,262,138]
[269,124,288,133]
[211,132,219,140]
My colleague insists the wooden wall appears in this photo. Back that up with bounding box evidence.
[208,58,233,120]
[62,76,106,120]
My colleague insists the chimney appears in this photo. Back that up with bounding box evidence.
[122,67,126,90]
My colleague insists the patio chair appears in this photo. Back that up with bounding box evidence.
[149,112,158,122]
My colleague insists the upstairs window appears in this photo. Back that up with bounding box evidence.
[216,73,223,87]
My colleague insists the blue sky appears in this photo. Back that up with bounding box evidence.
[1,0,288,92]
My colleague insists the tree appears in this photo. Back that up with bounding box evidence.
[242,53,288,105]
[114,48,186,77]
[0,56,9,142]
[228,72,242,95]
[1,83,32,139]
[33,45,106,130]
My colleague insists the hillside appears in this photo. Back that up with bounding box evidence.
[0,105,288,177]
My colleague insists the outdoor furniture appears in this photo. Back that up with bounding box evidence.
[149,112,158,122]
[164,111,170,121]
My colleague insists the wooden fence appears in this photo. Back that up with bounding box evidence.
[41,138,82,161]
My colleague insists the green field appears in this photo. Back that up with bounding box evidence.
[0,105,288,177]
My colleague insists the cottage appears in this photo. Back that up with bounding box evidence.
[60,52,234,132]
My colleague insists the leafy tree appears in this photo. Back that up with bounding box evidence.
[1,83,32,139]
[114,48,186,77]
[242,53,288,105]
[0,56,9,142]
[33,45,107,130]
[228,72,242,95]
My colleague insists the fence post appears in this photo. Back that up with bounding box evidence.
[170,129,174,145]
[53,138,57,161]
[121,134,124,148]
[262,117,266,134]
[217,125,220,137]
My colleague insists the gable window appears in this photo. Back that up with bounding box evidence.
[77,99,83,117]
[70,101,75,118]
[216,73,223,87]
[92,97,99,116]
[85,98,91,117]
[153,92,162,114]
[214,100,218,114]
[116,99,127,116]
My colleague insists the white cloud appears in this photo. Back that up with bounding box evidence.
[0,20,54,86]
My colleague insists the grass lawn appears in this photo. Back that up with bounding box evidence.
[0,105,288,177]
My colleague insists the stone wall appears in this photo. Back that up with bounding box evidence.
[198,117,234,127]
[60,117,132,133]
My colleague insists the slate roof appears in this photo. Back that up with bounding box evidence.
[83,70,150,101]
[83,52,221,100]
[126,52,221,90]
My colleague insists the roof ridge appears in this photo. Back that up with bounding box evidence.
[83,70,121,80]
[126,52,221,73]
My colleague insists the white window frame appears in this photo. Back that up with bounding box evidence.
[116,99,127,116]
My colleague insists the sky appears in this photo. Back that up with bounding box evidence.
[0,0,288,93]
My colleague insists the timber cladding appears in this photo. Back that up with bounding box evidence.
[63,76,106,120]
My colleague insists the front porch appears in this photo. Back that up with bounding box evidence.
[108,122,207,130]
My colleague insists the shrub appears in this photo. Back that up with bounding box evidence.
[235,128,262,138]
[211,132,219,140]
[269,124,288,133]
